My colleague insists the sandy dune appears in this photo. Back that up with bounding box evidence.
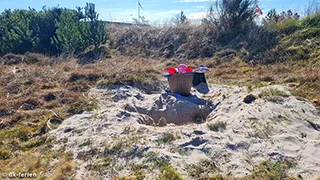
[49,83,320,179]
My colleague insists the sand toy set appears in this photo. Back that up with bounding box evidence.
[164,64,210,96]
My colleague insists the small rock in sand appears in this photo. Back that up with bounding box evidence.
[243,94,256,104]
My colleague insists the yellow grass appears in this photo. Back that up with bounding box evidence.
[0,54,319,179]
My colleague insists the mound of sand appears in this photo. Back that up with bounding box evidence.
[48,83,320,179]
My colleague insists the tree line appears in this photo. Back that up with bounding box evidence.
[1,0,319,60]
[0,3,107,56]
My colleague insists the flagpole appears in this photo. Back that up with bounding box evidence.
[138,1,140,24]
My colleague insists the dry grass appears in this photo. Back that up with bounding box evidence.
[0,137,75,179]
[0,53,319,179]
[243,158,299,180]
[49,161,74,180]
[258,88,290,103]
[108,23,217,59]
[195,58,320,109]
[0,55,162,129]
[0,54,162,178]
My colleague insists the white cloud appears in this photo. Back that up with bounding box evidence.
[187,12,207,20]
[196,6,205,9]
[176,0,213,2]
[99,8,181,23]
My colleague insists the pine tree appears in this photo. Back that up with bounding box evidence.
[172,11,188,25]
[51,9,87,54]
[84,3,107,50]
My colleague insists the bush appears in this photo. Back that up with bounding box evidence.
[276,18,301,34]
[302,13,320,28]
[0,3,107,56]
[83,3,108,52]
[51,10,87,54]
[0,53,24,65]
[172,11,188,26]
[204,0,257,45]
[77,45,111,64]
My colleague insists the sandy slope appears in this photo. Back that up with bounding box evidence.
[49,83,320,179]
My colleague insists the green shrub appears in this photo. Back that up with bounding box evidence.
[51,10,88,54]
[204,0,257,33]
[84,3,108,52]
[302,14,320,28]
[0,3,107,56]
[276,18,301,34]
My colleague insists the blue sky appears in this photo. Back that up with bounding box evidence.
[0,0,317,24]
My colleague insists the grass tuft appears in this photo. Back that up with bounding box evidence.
[249,158,298,180]
[187,159,219,178]
[67,97,98,114]
[207,121,227,132]
[259,88,290,103]
[156,132,180,145]
[20,136,53,151]
[158,165,183,180]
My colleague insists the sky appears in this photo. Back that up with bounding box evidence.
[0,0,318,24]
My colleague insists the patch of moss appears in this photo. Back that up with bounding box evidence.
[67,98,98,114]
[0,125,30,142]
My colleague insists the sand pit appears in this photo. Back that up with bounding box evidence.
[127,93,213,125]
[48,83,320,179]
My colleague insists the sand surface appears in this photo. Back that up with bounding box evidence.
[49,83,320,179]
